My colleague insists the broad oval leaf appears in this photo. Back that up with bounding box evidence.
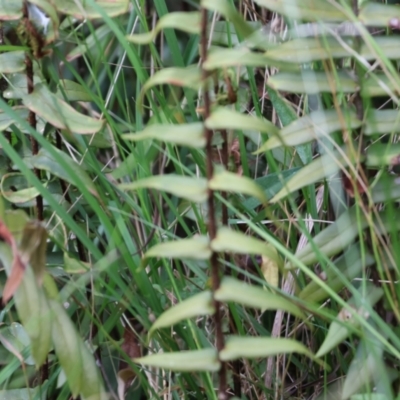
[3,73,44,100]
[119,174,208,203]
[206,107,279,136]
[0,51,26,73]
[52,0,129,19]
[31,147,99,198]
[359,3,400,27]
[267,37,354,64]
[257,109,361,152]
[56,80,94,102]
[0,106,45,134]
[269,71,358,94]
[0,240,52,367]
[0,387,47,400]
[316,286,383,358]
[127,12,201,44]
[253,0,348,22]
[1,173,41,204]
[209,169,267,204]
[19,220,47,283]
[144,236,211,261]
[0,0,23,20]
[22,83,104,133]
[150,291,214,335]
[122,122,205,148]
[134,348,220,372]
[49,299,107,399]
[220,336,321,365]
[204,47,298,70]
[0,322,35,365]
[211,227,281,265]
[215,277,306,320]
[140,66,203,108]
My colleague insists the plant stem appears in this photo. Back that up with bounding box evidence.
[200,7,228,399]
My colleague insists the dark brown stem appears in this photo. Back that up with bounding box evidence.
[200,8,228,399]
[22,1,43,221]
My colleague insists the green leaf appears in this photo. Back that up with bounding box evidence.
[140,66,203,108]
[241,168,301,211]
[0,51,26,73]
[0,0,23,20]
[3,73,44,100]
[0,106,44,134]
[119,174,208,203]
[56,80,94,102]
[0,323,35,366]
[204,47,299,70]
[52,0,129,19]
[298,245,375,303]
[19,220,47,283]
[362,73,400,98]
[371,173,400,203]
[365,109,400,135]
[267,37,354,63]
[63,253,90,274]
[201,0,253,38]
[359,2,400,27]
[269,71,358,94]
[294,208,368,266]
[0,242,52,367]
[21,84,103,133]
[127,12,201,44]
[134,349,220,372]
[206,107,279,136]
[316,286,383,358]
[220,336,321,365]
[361,36,400,60]
[253,0,348,22]
[122,122,205,148]
[0,387,47,400]
[1,173,42,204]
[215,277,306,320]
[270,150,347,203]
[211,227,280,264]
[366,143,400,167]
[150,291,215,335]
[31,147,99,198]
[144,236,211,261]
[257,109,361,152]
[66,24,112,62]
[342,335,385,400]
[49,299,107,399]
[209,169,267,204]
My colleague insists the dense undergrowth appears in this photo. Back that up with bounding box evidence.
[0,0,400,399]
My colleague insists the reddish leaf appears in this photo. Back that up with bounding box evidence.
[0,221,27,304]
